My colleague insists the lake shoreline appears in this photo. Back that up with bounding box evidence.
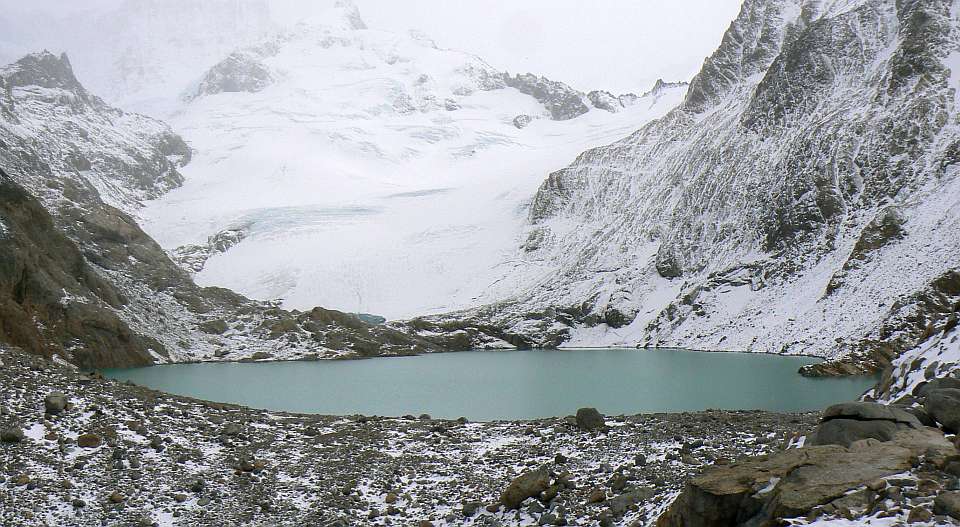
[1,344,823,526]
[102,348,876,421]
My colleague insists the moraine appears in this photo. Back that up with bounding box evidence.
[104,348,876,420]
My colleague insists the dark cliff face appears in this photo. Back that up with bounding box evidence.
[0,171,158,369]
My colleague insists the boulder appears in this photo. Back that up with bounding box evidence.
[915,377,960,398]
[198,319,229,335]
[575,408,606,432]
[44,392,68,414]
[809,419,900,447]
[934,491,960,520]
[77,433,102,448]
[500,467,551,509]
[0,427,24,443]
[924,388,960,432]
[656,443,913,527]
[821,402,922,427]
[809,402,921,447]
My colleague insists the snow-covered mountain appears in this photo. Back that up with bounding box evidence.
[413,0,960,392]
[137,2,687,319]
[0,0,282,116]
[0,51,442,367]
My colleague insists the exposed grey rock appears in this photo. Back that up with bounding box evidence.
[513,115,534,129]
[44,392,67,414]
[821,402,922,428]
[500,467,551,509]
[575,408,606,432]
[189,52,273,100]
[586,91,622,113]
[924,388,960,432]
[658,443,913,527]
[503,73,588,120]
[199,320,229,335]
[916,377,960,398]
[934,491,960,520]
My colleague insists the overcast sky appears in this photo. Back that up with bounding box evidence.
[354,0,744,93]
[5,0,743,94]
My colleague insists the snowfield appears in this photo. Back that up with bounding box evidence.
[139,10,685,319]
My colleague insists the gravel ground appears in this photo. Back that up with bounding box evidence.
[0,346,820,526]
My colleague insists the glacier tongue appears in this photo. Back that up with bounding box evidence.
[138,15,686,319]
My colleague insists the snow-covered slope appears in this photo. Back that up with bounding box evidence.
[412,0,960,388]
[138,5,686,319]
[0,50,446,367]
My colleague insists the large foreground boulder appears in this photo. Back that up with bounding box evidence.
[808,402,921,447]
[657,443,914,527]
[924,388,960,433]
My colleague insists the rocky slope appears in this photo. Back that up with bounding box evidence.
[0,344,819,527]
[415,0,960,397]
[6,343,960,526]
[0,51,443,368]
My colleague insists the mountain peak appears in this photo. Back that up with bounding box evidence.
[4,51,82,91]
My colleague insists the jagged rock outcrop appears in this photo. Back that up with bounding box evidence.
[502,73,589,120]
[189,52,272,99]
[173,228,247,273]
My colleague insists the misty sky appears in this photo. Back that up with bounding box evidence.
[5,0,743,94]
[354,0,744,93]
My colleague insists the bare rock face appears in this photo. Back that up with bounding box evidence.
[442,0,960,402]
[189,52,273,100]
[502,73,589,120]
[924,388,960,433]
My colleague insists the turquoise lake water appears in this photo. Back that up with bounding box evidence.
[103,348,877,421]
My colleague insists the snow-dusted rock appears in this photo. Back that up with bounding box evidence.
[428,0,960,399]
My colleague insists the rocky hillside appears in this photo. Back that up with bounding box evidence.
[0,51,441,368]
[416,0,960,395]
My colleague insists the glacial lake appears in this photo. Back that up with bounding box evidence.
[103,349,877,421]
